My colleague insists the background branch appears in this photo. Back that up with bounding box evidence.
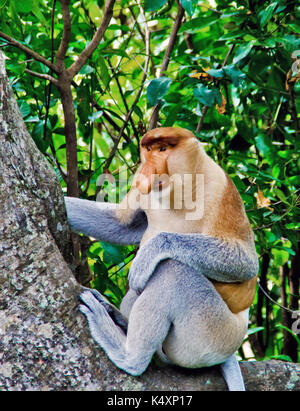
[55,0,72,70]
[149,3,185,130]
[102,0,150,174]
[67,0,115,79]
[0,30,58,73]
[196,44,235,133]
[24,68,58,85]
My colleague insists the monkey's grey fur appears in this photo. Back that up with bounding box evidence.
[66,197,147,245]
[129,232,258,293]
[65,197,255,391]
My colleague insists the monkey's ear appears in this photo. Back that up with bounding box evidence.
[65,197,147,245]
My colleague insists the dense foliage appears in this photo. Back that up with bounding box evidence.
[1,0,299,363]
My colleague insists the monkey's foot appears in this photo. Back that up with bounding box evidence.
[79,290,144,376]
[81,288,114,315]
[79,290,125,353]
[80,288,128,333]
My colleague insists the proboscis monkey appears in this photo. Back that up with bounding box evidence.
[65,127,258,390]
[117,127,257,313]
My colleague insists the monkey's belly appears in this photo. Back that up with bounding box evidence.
[161,308,248,368]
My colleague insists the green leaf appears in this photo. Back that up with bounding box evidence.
[106,278,124,302]
[273,188,288,204]
[100,242,125,265]
[164,104,181,127]
[206,68,224,78]
[107,24,130,33]
[93,261,108,294]
[270,355,292,362]
[6,61,26,77]
[79,65,94,75]
[247,326,265,335]
[144,0,168,12]
[271,248,289,266]
[255,134,274,159]
[232,41,255,64]
[193,84,221,107]
[275,324,300,346]
[223,64,246,86]
[31,0,48,26]
[17,100,31,118]
[98,56,110,90]
[259,2,278,28]
[15,0,33,13]
[31,120,51,153]
[147,77,172,107]
[88,110,103,122]
[180,16,219,33]
[272,164,281,179]
[180,0,198,17]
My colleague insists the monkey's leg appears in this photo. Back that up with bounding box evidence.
[79,290,171,376]
[220,354,245,391]
[119,288,139,321]
[84,288,128,334]
[65,197,147,245]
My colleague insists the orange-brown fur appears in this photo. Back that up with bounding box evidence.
[212,174,253,242]
[213,276,257,314]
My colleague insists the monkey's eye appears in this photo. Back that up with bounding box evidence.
[159,146,167,152]
[146,146,151,152]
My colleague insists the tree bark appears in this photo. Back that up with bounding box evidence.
[0,52,299,391]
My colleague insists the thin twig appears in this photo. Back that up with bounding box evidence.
[67,0,115,78]
[24,68,58,85]
[102,0,150,174]
[195,105,208,133]
[149,2,185,130]
[288,82,299,132]
[196,44,235,134]
[106,57,140,142]
[0,30,58,73]
[43,0,57,142]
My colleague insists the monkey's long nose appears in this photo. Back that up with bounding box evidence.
[136,163,156,194]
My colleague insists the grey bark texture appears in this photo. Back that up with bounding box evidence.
[0,51,299,391]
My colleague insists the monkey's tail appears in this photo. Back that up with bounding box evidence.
[156,346,173,365]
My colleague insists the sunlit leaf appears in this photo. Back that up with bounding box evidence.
[180,0,198,16]
[144,0,168,11]
[147,77,172,107]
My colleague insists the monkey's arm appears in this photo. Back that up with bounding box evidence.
[129,232,258,293]
[65,197,147,246]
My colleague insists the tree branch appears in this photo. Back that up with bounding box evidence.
[25,68,58,85]
[106,57,140,143]
[67,0,115,79]
[149,2,185,130]
[102,0,150,174]
[196,44,235,134]
[55,0,72,71]
[0,30,58,74]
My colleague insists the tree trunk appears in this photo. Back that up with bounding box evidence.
[0,51,299,391]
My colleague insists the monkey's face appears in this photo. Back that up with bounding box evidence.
[136,127,198,195]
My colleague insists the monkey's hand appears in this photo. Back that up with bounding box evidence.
[129,232,258,293]
[129,233,174,293]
